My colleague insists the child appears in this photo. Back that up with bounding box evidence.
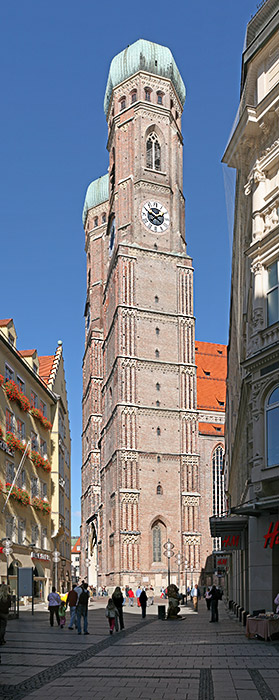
[58,601,67,628]
[105,598,119,634]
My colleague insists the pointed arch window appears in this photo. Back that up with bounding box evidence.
[266,386,279,467]
[212,445,225,550]
[146,132,161,171]
[152,521,162,561]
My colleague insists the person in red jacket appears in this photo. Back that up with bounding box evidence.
[128,588,135,606]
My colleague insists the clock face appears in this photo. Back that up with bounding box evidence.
[108,217,115,255]
[141,201,170,233]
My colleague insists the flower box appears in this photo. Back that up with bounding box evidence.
[4,380,30,412]
[0,374,4,387]
[5,482,30,506]
[6,432,27,455]
[0,480,3,493]
[31,450,51,473]
[32,496,51,514]
[0,425,3,439]
[30,407,52,431]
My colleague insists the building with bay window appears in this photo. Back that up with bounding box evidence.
[0,318,71,599]
[216,0,279,616]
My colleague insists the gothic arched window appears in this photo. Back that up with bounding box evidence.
[146,132,161,171]
[212,445,225,550]
[152,521,162,561]
[266,386,279,467]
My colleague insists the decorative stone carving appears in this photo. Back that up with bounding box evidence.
[182,495,199,506]
[121,492,139,504]
[183,535,200,545]
[252,309,264,331]
[244,160,266,195]
[167,584,180,619]
[251,260,262,275]
[122,533,140,544]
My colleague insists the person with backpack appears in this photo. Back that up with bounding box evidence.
[76,583,90,635]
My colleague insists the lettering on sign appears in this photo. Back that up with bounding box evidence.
[31,552,50,561]
[263,521,279,549]
[221,535,240,549]
[217,558,228,566]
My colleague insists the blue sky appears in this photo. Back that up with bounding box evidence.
[0,0,258,534]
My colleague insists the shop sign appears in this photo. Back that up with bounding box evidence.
[221,534,242,550]
[217,557,228,567]
[31,552,50,561]
[263,521,279,549]
[0,439,14,457]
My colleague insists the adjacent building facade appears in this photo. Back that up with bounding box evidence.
[81,40,226,591]
[0,319,71,598]
[217,0,279,614]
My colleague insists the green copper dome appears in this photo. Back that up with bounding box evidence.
[82,173,109,226]
[104,39,185,116]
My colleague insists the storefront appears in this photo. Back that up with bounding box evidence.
[210,497,279,615]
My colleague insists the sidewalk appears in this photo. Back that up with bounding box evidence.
[1,599,279,700]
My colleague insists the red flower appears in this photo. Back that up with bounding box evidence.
[30,450,51,473]
[30,407,52,431]
[0,374,4,387]
[5,482,30,505]
[6,432,28,455]
[32,496,50,513]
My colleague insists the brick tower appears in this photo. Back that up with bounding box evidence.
[81,40,201,590]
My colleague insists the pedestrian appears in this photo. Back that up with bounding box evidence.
[191,584,201,612]
[136,584,142,607]
[76,583,90,635]
[0,583,11,645]
[149,585,154,605]
[67,585,78,629]
[47,586,61,627]
[274,592,279,613]
[128,587,135,606]
[112,586,125,629]
[121,587,126,605]
[139,589,148,618]
[205,587,211,611]
[58,600,67,628]
[105,598,119,634]
[125,585,129,597]
[209,585,220,622]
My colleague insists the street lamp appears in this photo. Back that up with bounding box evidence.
[52,549,60,590]
[190,564,194,589]
[175,552,181,590]
[163,539,174,588]
[1,537,13,585]
[61,558,66,593]
[185,558,188,605]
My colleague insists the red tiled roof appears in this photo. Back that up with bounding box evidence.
[19,349,36,357]
[199,422,225,437]
[38,355,55,384]
[71,537,81,554]
[196,341,227,412]
[0,318,13,327]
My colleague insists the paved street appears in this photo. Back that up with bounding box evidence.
[1,599,279,700]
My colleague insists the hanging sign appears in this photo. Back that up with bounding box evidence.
[221,534,243,550]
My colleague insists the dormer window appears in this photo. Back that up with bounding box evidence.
[94,217,98,228]
[131,90,137,104]
[145,88,151,101]
[102,213,106,224]
[157,92,163,105]
[120,97,126,110]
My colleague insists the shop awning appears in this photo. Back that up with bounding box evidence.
[210,515,248,538]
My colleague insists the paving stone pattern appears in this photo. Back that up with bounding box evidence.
[1,601,279,699]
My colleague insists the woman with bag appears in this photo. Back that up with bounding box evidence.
[105,598,119,634]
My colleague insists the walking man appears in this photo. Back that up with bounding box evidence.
[139,589,148,618]
[136,584,142,608]
[191,584,201,612]
[76,583,90,635]
[47,587,61,627]
[209,585,220,623]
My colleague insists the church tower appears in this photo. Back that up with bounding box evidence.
[81,40,201,590]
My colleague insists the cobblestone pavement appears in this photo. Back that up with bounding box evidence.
[1,600,279,700]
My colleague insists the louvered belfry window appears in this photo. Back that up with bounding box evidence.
[146,132,161,171]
